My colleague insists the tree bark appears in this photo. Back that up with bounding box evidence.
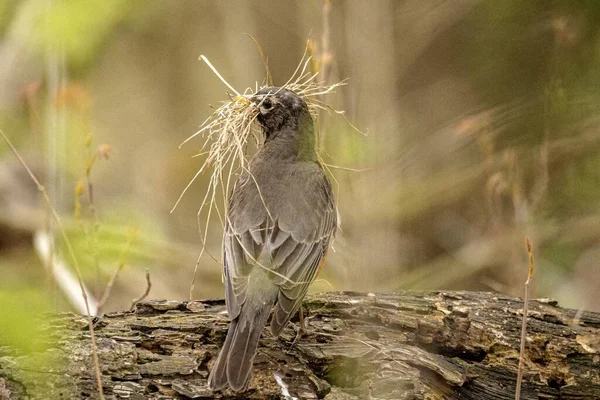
[1,291,599,399]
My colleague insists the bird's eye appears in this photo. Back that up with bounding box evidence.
[262,98,273,109]
[259,97,274,115]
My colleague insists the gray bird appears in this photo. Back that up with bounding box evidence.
[207,87,337,391]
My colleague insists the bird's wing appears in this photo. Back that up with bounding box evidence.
[268,171,337,335]
[223,168,336,331]
[222,173,263,320]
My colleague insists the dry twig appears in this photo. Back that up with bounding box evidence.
[130,269,152,311]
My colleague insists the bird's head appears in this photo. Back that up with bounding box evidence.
[251,87,313,140]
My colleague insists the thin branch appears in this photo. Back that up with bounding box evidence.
[0,129,104,399]
[130,269,152,311]
[96,229,138,315]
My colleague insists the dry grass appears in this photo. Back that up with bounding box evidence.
[171,47,347,299]
[515,236,535,400]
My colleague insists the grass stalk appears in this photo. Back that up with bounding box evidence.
[515,236,534,400]
[0,129,105,399]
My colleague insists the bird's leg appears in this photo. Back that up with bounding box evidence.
[299,306,307,330]
[289,306,308,349]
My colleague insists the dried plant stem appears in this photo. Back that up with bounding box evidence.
[189,253,204,300]
[322,163,369,172]
[130,269,152,311]
[97,230,138,314]
[199,55,241,96]
[0,129,105,400]
[245,33,272,86]
[515,236,535,400]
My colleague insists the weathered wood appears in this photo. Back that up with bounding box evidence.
[1,291,599,399]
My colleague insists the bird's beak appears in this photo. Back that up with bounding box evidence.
[250,94,264,106]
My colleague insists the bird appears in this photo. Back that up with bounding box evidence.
[207,87,337,392]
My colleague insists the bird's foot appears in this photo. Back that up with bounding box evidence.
[289,306,308,350]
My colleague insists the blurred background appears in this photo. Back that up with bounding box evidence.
[1,0,599,325]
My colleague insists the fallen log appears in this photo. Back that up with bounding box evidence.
[1,291,599,399]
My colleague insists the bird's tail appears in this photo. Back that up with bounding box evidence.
[207,300,273,391]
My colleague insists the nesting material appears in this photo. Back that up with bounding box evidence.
[173,52,346,246]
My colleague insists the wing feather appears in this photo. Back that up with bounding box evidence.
[269,172,336,335]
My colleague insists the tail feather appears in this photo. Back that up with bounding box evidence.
[207,318,236,390]
[207,301,272,391]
